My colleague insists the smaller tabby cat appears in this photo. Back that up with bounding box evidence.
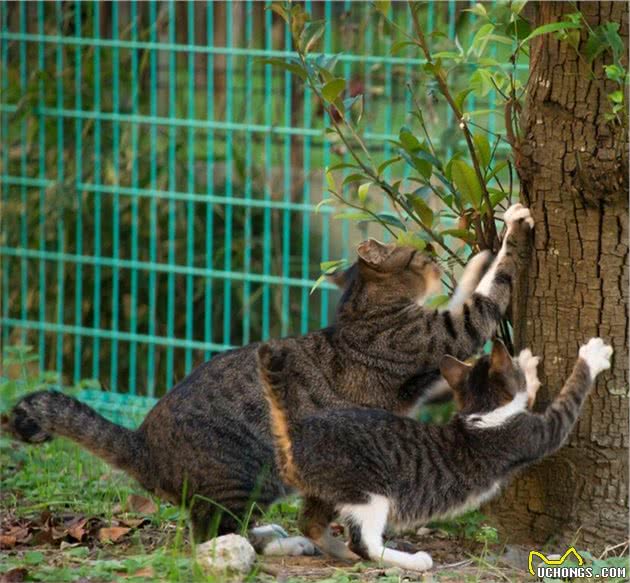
[257,338,613,571]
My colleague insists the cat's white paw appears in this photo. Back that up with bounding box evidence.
[579,338,613,378]
[517,348,541,402]
[406,551,433,571]
[261,535,316,556]
[504,203,534,230]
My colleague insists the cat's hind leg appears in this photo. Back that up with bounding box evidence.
[250,524,316,556]
[341,494,432,571]
[299,496,358,560]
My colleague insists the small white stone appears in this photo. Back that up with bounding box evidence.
[196,534,256,576]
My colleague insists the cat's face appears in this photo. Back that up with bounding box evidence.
[439,341,527,415]
[331,239,442,305]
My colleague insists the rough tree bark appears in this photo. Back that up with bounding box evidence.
[488,2,629,550]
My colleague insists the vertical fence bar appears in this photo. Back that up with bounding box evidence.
[147,0,158,396]
[0,2,8,352]
[242,0,253,345]
[55,0,66,380]
[204,1,215,360]
[92,0,102,379]
[341,0,352,256]
[110,1,121,391]
[222,4,234,346]
[18,3,27,344]
[300,2,313,334]
[73,0,84,383]
[166,0,176,388]
[281,19,291,336]
[129,0,139,393]
[262,7,272,340]
[319,0,333,327]
[37,1,46,371]
[185,0,195,372]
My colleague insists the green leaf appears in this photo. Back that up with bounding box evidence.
[396,231,427,251]
[585,23,624,63]
[326,162,358,172]
[315,197,335,212]
[399,149,432,181]
[325,168,336,189]
[378,156,401,175]
[289,3,310,40]
[357,182,371,203]
[504,16,531,42]
[604,64,626,83]
[374,212,407,231]
[258,58,307,80]
[442,228,474,243]
[469,69,494,97]
[311,259,347,295]
[407,193,434,227]
[465,3,487,17]
[321,259,347,273]
[473,133,491,171]
[391,40,417,56]
[455,88,472,112]
[300,20,326,53]
[321,78,346,103]
[268,3,289,23]
[609,90,623,104]
[470,23,495,54]
[522,21,582,44]
[451,159,482,209]
[415,148,442,170]
[314,53,340,74]
[344,94,364,124]
[398,126,421,152]
[343,173,368,186]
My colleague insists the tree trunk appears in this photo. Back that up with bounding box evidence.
[488,1,629,551]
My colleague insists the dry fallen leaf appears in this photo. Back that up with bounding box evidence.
[119,517,147,529]
[0,535,17,549]
[97,526,131,543]
[125,495,157,515]
[66,517,88,541]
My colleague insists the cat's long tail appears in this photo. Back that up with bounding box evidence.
[256,343,303,489]
[4,390,148,481]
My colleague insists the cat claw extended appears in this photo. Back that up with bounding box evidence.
[504,202,534,230]
[579,338,613,378]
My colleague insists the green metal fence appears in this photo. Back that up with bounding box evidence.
[0,1,507,420]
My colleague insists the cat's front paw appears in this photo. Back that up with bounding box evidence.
[504,203,534,231]
[406,551,433,571]
[579,338,613,378]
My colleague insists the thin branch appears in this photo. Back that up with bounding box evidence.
[408,0,499,248]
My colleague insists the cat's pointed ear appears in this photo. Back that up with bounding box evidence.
[490,339,513,375]
[357,238,393,267]
[440,355,472,389]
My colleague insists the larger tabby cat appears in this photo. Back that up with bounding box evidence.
[258,338,613,570]
[5,203,533,549]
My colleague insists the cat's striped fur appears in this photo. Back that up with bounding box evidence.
[6,204,532,546]
[259,338,613,570]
